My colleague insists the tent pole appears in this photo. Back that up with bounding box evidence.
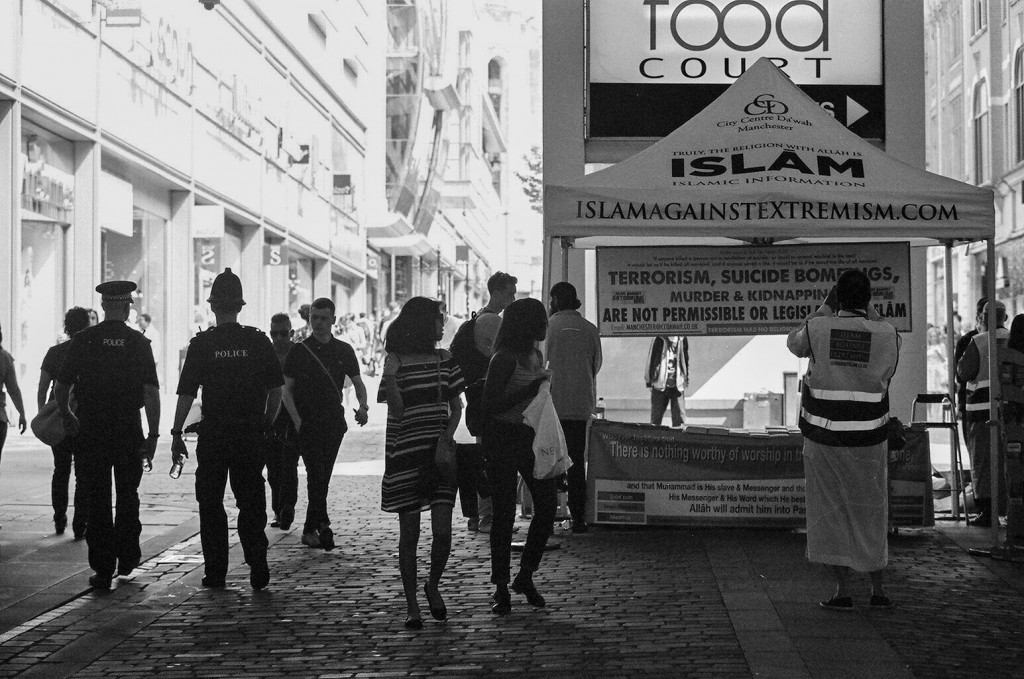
[986,238,1000,547]
[560,237,570,283]
[945,243,960,519]
[541,236,553,305]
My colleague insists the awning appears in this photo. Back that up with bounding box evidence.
[368,232,434,257]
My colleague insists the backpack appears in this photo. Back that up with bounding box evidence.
[449,310,494,387]
[449,310,495,435]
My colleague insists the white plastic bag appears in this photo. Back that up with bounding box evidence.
[522,382,572,480]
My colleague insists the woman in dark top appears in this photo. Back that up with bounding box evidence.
[481,298,557,614]
[37,307,91,537]
[379,297,464,629]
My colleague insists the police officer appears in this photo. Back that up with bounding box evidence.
[170,269,284,590]
[55,281,160,590]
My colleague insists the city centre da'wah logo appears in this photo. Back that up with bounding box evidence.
[744,93,789,116]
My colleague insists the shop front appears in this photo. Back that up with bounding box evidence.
[18,122,74,385]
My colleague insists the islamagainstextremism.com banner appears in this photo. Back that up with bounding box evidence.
[595,242,911,337]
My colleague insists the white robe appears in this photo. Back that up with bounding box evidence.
[803,438,888,572]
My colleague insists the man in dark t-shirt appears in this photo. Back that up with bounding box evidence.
[266,312,298,530]
[282,297,368,551]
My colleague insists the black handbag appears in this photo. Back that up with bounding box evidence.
[887,416,907,451]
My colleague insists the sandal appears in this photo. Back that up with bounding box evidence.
[819,595,854,611]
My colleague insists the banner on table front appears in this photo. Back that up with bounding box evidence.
[586,420,931,527]
[595,242,910,337]
[586,420,806,527]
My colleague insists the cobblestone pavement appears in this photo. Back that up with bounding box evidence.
[1,406,1023,678]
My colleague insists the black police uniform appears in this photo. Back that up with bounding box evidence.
[57,314,158,580]
[176,323,284,583]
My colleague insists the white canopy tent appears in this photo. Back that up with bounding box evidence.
[544,59,1001,538]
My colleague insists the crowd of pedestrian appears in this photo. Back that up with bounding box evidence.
[10,263,1018,624]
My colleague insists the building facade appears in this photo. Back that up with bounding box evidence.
[0,0,379,398]
[374,0,542,318]
[0,0,543,417]
[924,0,1023,388]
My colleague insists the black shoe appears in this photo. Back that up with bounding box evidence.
[869,593,894,609]
[279,509,293,531]
[318,526,335,552]
[424,582,447,621]
[117,559,140,577]
[89,573,112,590]
[571,520,589,534]
[201,576,226,588]
[72,524,86,540]
[54,515,67,535]
[250,562,270,591]
[270,514,281,528]
[491,586,511,615]
[972,511,995,527]
[512,573,546,608]
[404,617,423,630]
[819,595,854,611]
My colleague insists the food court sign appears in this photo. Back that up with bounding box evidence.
[596,243,910,337]
[588,0,885,139]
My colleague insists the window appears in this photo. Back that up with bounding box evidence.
[973,80,990,184]
[971,0,988,34]
[1016,49,1024,163]
[943,5,963,68]
[945,94,964,180]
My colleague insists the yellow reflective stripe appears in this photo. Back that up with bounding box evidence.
[805,387,885,403]
[801,409,889,431]
[967,380,990,390]
[964,402,990,411]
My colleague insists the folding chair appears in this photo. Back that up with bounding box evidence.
[910,393,967,520]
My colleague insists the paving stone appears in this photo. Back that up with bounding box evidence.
[3,417,1024,678]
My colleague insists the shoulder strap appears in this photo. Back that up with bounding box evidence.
[301,341,343,403]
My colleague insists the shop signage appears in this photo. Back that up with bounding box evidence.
[587,420,930,527]
[192,204,225,239]
[19,149,75,223]
[264,243,286,266]
[588,0,884,139]
[595,242,911,337]
[106,2,194,100]
[366,254,379,278]
[99,172,134,237]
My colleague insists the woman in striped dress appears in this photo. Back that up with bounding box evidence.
[379,297,464,629]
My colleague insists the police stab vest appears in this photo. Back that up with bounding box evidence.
[965,328,1010,421]
[798,312,899,447]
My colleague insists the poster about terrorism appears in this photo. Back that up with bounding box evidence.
[596,243,911,337]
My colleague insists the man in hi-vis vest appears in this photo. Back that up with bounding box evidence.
[788,269,899,611]
[956,300,1009,528]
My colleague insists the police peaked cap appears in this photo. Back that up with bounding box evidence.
[208,268,246,305]
[96,280,137,302]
